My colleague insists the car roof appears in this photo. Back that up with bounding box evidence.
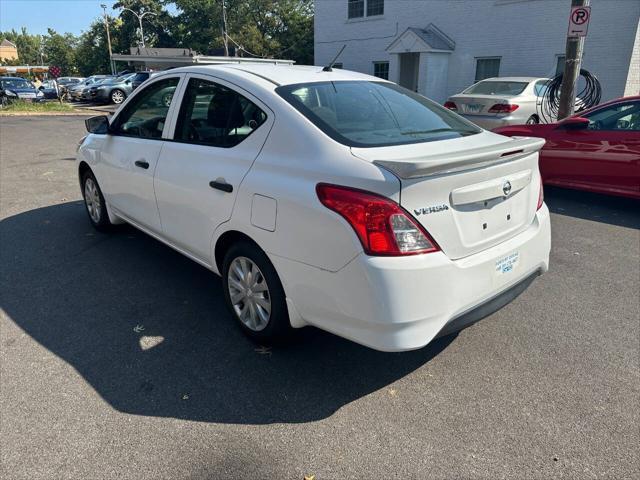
[166,63,380,86]
[1,76,29,80]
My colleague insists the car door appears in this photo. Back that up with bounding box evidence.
[154,74,274,263]
[543,101,640,195]
[99,75,183,232]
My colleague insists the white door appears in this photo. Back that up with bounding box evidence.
[154,74,274,263]
[99,75,183,232]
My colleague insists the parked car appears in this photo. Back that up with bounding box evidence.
[69,75,111,101]
[39,80,59,99]
[444,77,553,129]
[131,71,153,91]
[494,96,640,199]
[77,65,550,352]
[89,73,136,104]
[0,76,44,103]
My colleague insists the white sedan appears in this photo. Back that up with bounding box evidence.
[445,77,551,129]
[77,64,550,352]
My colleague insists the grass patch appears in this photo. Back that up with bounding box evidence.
[0,100,78,113]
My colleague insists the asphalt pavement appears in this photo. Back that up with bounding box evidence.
[1,115,638,479]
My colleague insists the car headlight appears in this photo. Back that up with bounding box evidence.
[97,86,107,90]
[4,90,17,97]
[36,90,44,97]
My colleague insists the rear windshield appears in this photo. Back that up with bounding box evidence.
[464,81,528,96]
[276,81,480,147]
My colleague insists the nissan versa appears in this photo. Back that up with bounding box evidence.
[76,65,551,352]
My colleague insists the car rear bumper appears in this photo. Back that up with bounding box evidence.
[272,205,551,352]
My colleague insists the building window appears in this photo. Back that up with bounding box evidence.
[348,0,365,18]
[373,61,389,80]
[475,57,500,82]
[348,0,383,19]
[367,0,384,16]
[555,55,566,77]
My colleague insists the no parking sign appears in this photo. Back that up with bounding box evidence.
[568,6,591,37]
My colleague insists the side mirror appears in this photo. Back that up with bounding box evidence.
[38,86,45,91]
[125,79,131,84]
[559,116,590,130]
[85,115,110,134]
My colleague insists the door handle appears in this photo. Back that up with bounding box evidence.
[134,160,150,169]
[209,180,233,193]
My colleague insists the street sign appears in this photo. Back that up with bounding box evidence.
[49,65,61,78]
[568,6,591,37]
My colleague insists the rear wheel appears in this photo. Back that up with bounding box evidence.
[82,170,113,231]
[526,115,539,125]
[110,89,125,104]
[222,241,292,344]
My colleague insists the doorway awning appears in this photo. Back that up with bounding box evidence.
[386,24,455,54]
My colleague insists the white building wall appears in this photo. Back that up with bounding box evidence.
[624,19,640,96]
[315,0,640,102]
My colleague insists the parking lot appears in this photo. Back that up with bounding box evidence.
[0,115,638,479]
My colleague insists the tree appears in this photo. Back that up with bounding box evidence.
[1,28,42,65]
[75,19,121,76]
[43,29,79,75]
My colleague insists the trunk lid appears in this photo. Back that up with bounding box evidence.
[449,94,514,116]
[351,131,545,259]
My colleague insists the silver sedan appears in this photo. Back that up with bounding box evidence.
[444,77,550,129]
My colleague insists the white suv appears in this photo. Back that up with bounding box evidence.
[77,64,550,352]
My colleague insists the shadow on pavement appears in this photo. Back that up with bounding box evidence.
[0,202,454,425]
[544,186,640,229]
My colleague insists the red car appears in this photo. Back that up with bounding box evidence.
[494,96,640,199]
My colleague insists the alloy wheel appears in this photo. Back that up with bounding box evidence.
[111,90,125,104]
[84,177,101,223]
[227,256,271,331]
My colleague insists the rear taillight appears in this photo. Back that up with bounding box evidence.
[444,101,457,111]
[537,176,544,210]
[316,184,439,256]
[488,103,519,114]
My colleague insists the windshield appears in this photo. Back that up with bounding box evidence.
[464,81,529,96]
[2,78,33,90]
[277,81,480,147]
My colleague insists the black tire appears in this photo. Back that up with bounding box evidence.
[81,170,113,232]
[526,115,539,125]
[222,241,292,344]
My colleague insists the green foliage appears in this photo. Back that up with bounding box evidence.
[2,0,314,75]
[0,100,76,113]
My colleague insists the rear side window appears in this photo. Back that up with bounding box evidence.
[174,78,267,148]
[277,81,480,147]
[464,81,528,96]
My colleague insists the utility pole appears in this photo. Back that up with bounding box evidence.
[122,8,157,49]
[558,0,590,120]
[221,0,229,56]
[101,4,115,75]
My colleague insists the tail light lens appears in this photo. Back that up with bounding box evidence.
[444,101,457,111]
[488,103,519,114]
[316,184,439,256]
[537,176,544,210]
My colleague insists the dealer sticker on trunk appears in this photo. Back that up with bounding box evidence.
[495,252,520,274]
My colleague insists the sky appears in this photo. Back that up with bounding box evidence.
[1,0,122,36]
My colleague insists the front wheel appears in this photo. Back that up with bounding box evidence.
[82,170,113,231]
[222,242,292,344]
[526,115,539,125]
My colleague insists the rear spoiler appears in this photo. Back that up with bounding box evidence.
[374,136,545,179]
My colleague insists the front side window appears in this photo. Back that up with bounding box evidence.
[277,81,480,148]
[111,77,179,139]
[174,78,267,148]
[464,80,528,96]
[584,101,640,131]
[373,61,389,80]
[475,57,501,82]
